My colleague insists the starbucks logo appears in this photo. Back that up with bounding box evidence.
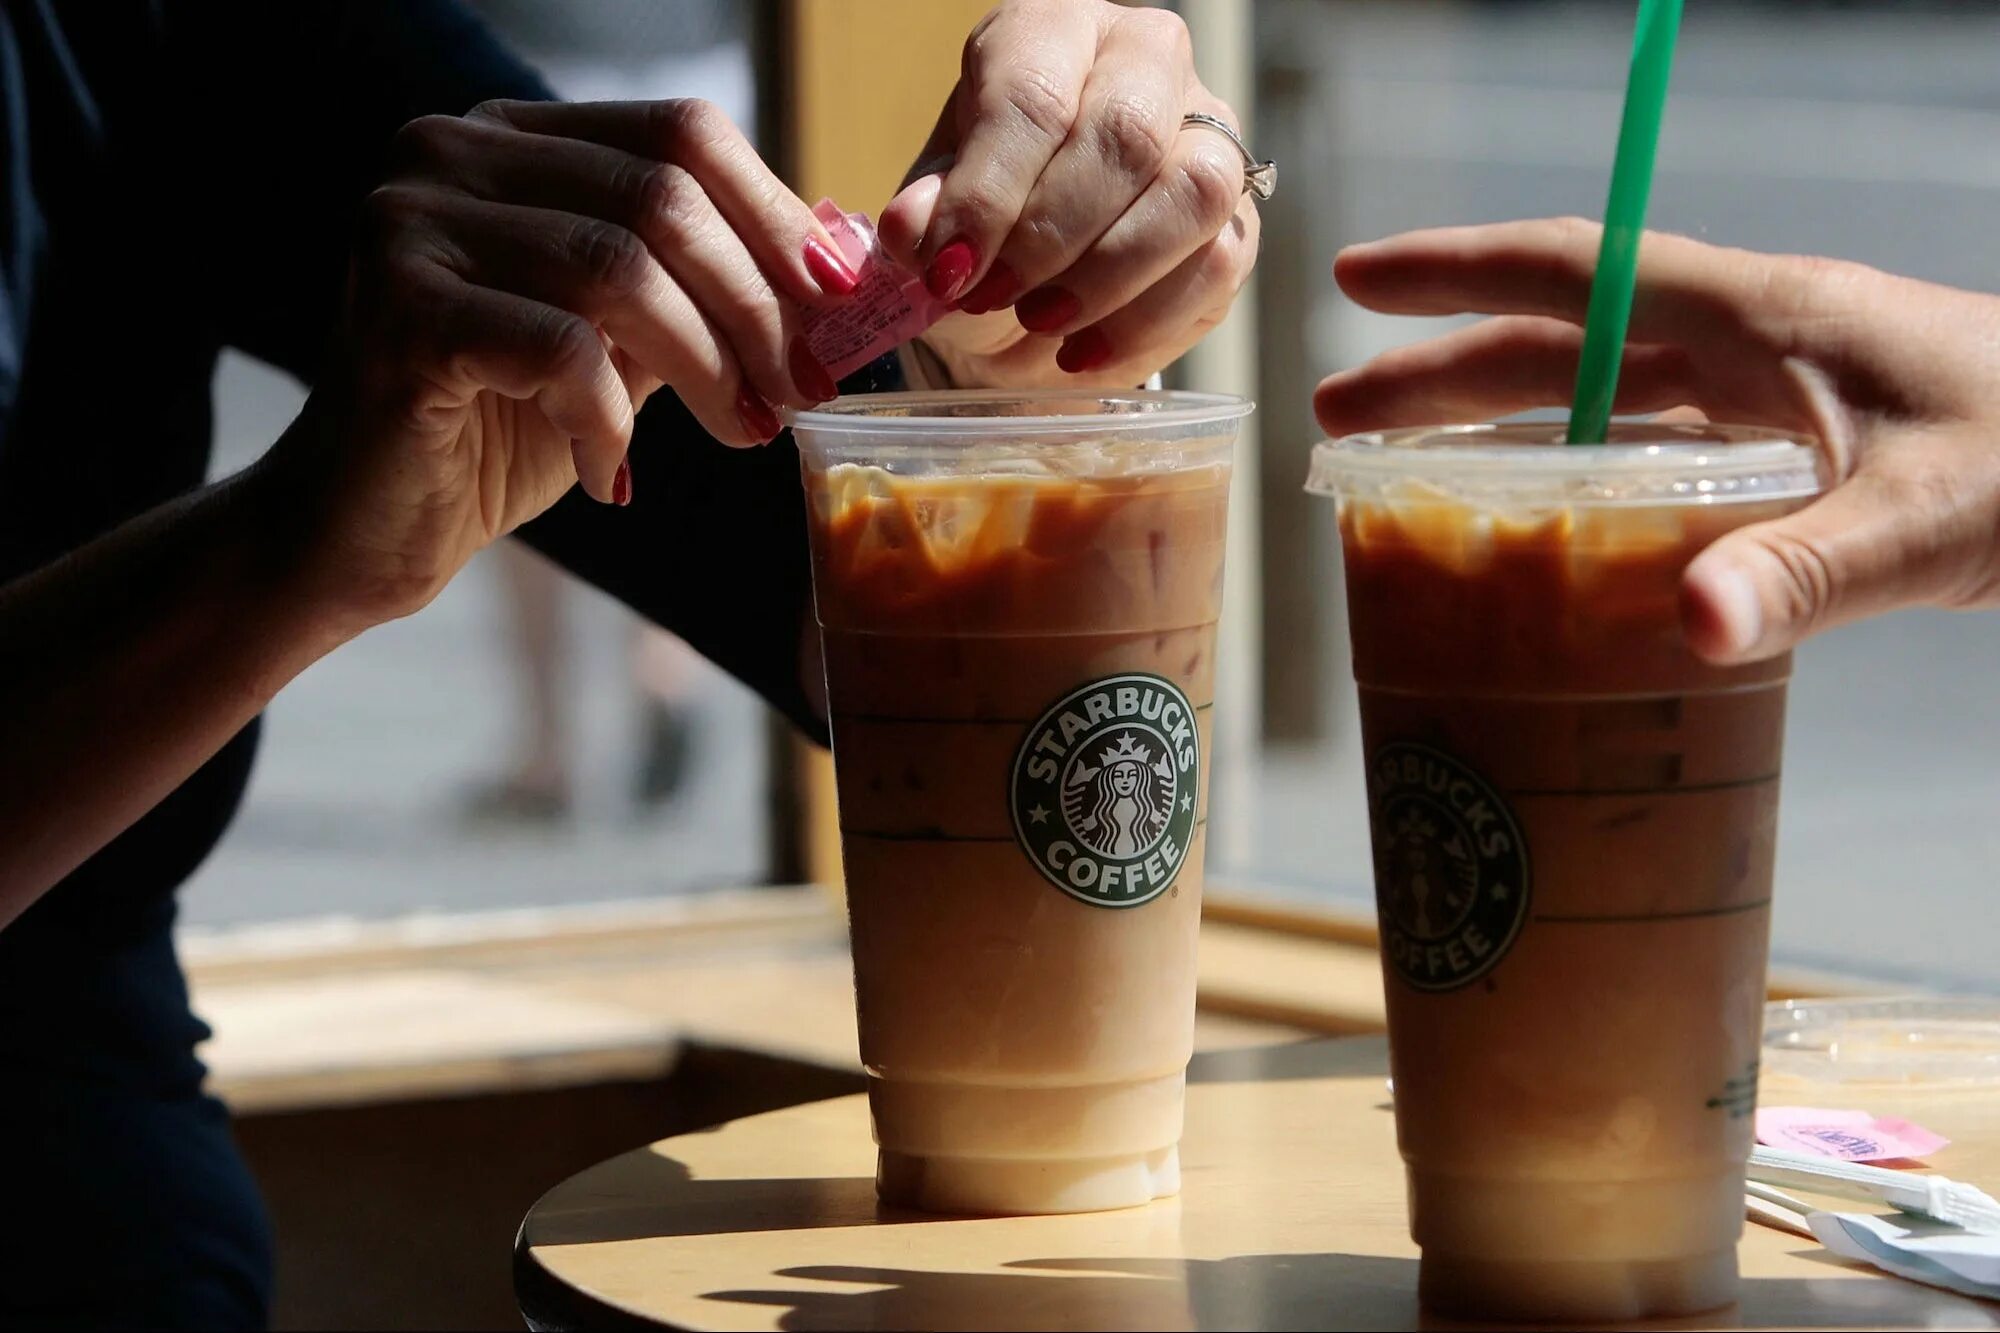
[1369,742,1531,991]
[1011,673,1200,908]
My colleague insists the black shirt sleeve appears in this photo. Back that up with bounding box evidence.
[517,414,821,737]
[167,0,829,734]
[520,351,910,738]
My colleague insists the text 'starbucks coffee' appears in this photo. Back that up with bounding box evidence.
[1368,741,1529,991]
[1309,424,1824,1324]
[794,390,1247,1216]
[1010,673,1200,908]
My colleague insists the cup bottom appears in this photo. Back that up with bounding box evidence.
[1419,1247,1738,1323]
[877,1145,1180,1215]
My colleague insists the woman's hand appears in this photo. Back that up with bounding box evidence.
[279,98,858,632]
[1312,218,2000,664]
[877,0,1260,390]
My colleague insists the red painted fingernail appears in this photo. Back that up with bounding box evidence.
[789,338,839,402]
[1016,285,1082,333]
[1055,327,1113,375]
[955,261,1020,315]
[924,238,978,303]
[737,385,781,442]
[611,458,632,507]
[802,237,858,296]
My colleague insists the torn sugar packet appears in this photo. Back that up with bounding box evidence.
[801,201,954,383]
[1757,1106,1951,1163]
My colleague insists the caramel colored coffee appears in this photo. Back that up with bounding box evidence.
[1310,426,1823,1321]
[796,392,1244,1215]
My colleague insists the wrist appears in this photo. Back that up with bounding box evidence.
[232,430,379,672]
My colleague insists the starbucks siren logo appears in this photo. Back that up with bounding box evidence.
[1011,673,1200,908]
[1369,741,1531,991]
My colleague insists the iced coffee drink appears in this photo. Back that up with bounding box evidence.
[1308,424,1824,1320]
[793,391,1247,1215]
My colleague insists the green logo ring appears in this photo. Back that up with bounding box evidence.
[1010,672,1202,909]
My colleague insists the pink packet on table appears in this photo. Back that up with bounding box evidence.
[1756,1106,1951,1162]
[801,199,954,382]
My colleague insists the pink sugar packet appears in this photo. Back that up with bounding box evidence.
[801,200,953,382]
[1756,1106,1950,1162]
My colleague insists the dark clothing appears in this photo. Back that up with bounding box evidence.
[3,930,275,1330]
[0,2,822,1325]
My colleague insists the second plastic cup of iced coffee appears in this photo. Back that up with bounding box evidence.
[793,390,1249,1215]
[1307,423,1825,1321]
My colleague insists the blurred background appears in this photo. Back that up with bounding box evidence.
[184,0,2000,992]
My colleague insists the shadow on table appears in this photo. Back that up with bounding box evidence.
[1189,1035,1389,1085]
[530,1038,1397,1256]
[516,1151,882,1332]
[522,1150,882,1248]
[705,1252,2000,1332]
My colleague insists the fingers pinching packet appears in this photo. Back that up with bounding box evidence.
[802,200,953,380]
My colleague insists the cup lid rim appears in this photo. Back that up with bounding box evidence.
[786,388,1254,436]
[1315,421,1817,463]
[1307,421,1827,501]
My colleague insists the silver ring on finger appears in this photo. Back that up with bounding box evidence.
[1180,111,1276,202]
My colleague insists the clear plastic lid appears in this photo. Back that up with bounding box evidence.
[789,389,1251,476]
[1306,422,1826,508]
[1764,997,2000,1088]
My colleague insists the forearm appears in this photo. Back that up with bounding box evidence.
[0,457,350,924]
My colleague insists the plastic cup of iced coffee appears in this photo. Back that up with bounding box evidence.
[793,389,1250,1215]
[1306,422,1825,1320]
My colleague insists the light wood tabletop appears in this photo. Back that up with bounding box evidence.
[515,1036,2000,1331]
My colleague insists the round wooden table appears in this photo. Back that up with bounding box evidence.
[515,1037,2000,1331]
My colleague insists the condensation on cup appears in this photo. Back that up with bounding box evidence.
[1308,423,1826,1322]
[793,389,1251,1214]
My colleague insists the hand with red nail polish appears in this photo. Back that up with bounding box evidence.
[788,339,838,403]
[737,386,782,443]
[872,0,1260,390]
[804,237,859,297]
[1314,217,2000,664]
[925,240,978,304]
[954,261,1021,316]
[0,1,1275,925]
[0,70,971,921]
[247,94,880,657]
[1015,286,1080,334]
[1055,327,1112,375]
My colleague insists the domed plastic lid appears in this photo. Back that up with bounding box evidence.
[790,389,1252,474]
[1764,997,2000,1088]
[1307,421,1825,508]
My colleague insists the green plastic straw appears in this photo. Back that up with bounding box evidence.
[1566,0,1684,445]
